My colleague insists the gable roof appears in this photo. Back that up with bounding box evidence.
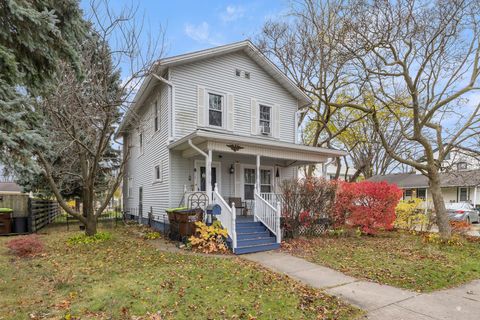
[369,170,480,188]
[0,182,23,193]
[117,40,312,135]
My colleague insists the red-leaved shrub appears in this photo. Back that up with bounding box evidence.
[5,234,44,257]
[333,181,403,234]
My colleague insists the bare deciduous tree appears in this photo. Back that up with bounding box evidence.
[327,0,480,238]
[33,1,166,235]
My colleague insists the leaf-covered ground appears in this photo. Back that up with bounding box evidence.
[0,225,362,320]
[282,231,480,292]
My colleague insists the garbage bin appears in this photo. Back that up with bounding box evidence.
[0,208,13,235]
[12,217,28,234]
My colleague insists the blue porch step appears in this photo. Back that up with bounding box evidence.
[233,217,279,255]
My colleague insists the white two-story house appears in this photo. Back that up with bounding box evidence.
[117,41,346,253]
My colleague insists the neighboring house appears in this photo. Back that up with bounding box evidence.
[417,145,480,173]
[299,162,357,181]
[369,170,480,210]
[117,40,346,254]
[0,182,23,194]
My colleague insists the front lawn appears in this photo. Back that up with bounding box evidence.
[282,231,480,292]
[0,225,361,319]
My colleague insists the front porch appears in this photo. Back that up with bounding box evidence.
[169,129,346,254]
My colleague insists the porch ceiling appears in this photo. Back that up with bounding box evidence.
[169,129,347,164]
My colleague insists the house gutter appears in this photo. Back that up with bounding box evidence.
[152,73,175,143]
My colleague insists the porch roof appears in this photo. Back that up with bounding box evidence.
[169,129,347,164]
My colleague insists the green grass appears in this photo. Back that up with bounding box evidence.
[283,231,480,292]
[0,225,361,320]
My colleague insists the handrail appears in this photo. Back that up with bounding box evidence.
[254,190,281,243]
[212,183,237,248]
[260,192,283,208]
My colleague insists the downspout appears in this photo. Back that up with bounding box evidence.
[152,73,175,143]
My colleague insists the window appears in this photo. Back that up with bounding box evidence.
[139,131,143,154]
[404,189,413,198]
[235,69,241,77]
[445,152,451,160]
[244,168,256,200]
[154,163,162,182]
[260,169,272,193]
[127,177,133,198]
[154,100,159,132]
[244,71,250,79]
[459,187,468,202]
[417,188,426,200]
[457,162,467,170]
[208,93,223,127]
[259,105,271,135]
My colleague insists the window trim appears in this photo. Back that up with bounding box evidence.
[457,162,467,170]
[154,100,159,132]
[206,90,226,129]
[127,177,133,198]
[242,165,274,200]
[153,162,162,183]
[459,187,469,202]
[258,104,272,136]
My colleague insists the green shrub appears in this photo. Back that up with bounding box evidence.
[144,231,161,240]
[67,232,112,245]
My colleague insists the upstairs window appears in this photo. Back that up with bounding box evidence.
[457,162,467,170]
[154,100,159,132]
[208,93,223,127]
[259,105,271,135]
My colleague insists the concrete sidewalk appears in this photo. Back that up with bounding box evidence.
[243,251,480,319]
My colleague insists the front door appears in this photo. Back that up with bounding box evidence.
[200,166,217,191]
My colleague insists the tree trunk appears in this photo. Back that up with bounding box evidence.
[85,214,97,236]
[428,170,451,239]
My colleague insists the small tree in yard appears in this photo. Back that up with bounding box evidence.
[333,181,403,235]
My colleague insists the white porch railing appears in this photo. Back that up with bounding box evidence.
[212,183,237,249]
[260,192,283,209]
[254,189,281,243]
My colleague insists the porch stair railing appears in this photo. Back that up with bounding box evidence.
[259,192,283,210]
[254,188,281,244]
[212,183,237,249]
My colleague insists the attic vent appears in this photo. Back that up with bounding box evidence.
[235,69,241,77]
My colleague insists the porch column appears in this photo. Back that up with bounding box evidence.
[206,149,212,200]
[256,155,261,193]
[474,186,478,207]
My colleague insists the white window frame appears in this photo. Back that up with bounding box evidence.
[259,104,272,136]
[457,162,467,170]
[242,165,274,199]
[153,162,162,183]
[260,168,273,193]
[138,130,144,155]
[127,177,133,198]
[459,187,469,202]
[154,100,159,132]
[206,91,226,129]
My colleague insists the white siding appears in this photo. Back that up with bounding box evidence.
[171,51,298,143]
[123,83,170,218]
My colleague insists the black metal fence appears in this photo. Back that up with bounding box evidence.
[53,208,124,231]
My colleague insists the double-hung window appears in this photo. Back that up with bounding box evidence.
[244,168,256,200]
[260,169,272,193]
[259,105,271,135]
[208,93,223,127]
[154,163,162,182]
[459,187,468,202]
[154,100,159,132]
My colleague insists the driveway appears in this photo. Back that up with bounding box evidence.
[243,251,480,320]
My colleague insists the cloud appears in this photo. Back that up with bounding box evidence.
[220,5,245,22]
[184,22,221,45]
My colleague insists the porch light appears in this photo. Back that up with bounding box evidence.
[229,164,234,174]
[276,168,280,178]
